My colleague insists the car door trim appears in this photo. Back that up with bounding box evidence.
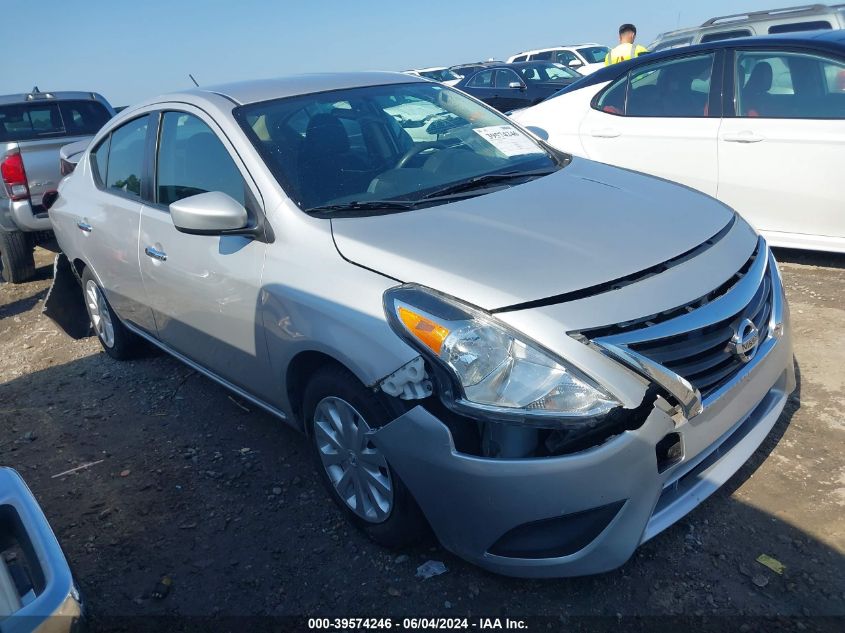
[122,320,288,422]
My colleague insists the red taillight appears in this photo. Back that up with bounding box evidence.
[1,153,30,201]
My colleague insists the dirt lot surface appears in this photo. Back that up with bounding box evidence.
[1,248,843,631]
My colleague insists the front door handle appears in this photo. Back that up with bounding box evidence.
[76,221,92,233]
[722,131,764,143]
[144,246,167,262]
[591,128,621,138]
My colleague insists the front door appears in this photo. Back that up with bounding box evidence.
[718,48,845,247]
[578,51,722,197]
[138,108,273,395]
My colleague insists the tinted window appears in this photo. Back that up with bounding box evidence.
[90,135,111,186]
[768,20,831,34]
[626,53,714,117]
[700,29,752,43]
[57,101,111,135]
[553,51,579,65]
[106,115,148,198]
[468,70,495,87]
[495,69,522,88]
[0,100,110,142]
[736,50,845,118]
[156,112,246,206]
[595,76,627,114]
[512,55,528,63]
[531,51,553,61]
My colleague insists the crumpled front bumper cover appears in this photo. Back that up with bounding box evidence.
[372,322,795,578]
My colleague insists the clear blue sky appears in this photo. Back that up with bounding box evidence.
[6,0,787,106]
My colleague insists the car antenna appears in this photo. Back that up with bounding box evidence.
[188,74,199,87]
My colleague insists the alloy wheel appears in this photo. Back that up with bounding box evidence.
[85,279,115,348]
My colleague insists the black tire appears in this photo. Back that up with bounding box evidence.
[303,364,429,549]
[81,267,141,360]
[0,229,36,284]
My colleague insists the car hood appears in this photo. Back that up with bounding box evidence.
[331,158,735,311]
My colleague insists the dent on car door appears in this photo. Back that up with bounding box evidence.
[79,115,157,332]
[578,52,723,197]
[717,48,845,244]
[138,109,275,398]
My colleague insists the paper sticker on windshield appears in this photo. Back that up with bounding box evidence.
[472,125,543,157]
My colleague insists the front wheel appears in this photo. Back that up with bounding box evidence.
[303,365,428,548]
[81,267,141,360]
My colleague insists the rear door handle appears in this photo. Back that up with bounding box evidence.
[591,128,621,138]
[722,131,764,143]
[76,221,92,233]
[144,246,167,262]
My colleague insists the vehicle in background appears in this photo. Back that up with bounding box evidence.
[403,67,462,86]
[449,61,503,78]
[455,61,583,111]
[510,31,845,253]
[49,72,794,578]
[650,3,845,52]
[0,88,114,283]
[507,44,611,75]
[0,467,85,632]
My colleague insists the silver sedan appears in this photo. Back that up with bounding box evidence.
[48,72,795,577]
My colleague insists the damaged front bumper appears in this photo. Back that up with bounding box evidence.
[372,318,795,578]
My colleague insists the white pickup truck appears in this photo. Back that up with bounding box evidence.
[1,89,114,283]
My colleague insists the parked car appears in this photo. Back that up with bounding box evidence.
[511,31,845,253]
[507,44,611,75]
[0,468,84,632]
[403,67,462,86]
[449,61,502,78]
[48,72,794,578]
[455,62,582,111]
[649,3,845,52]
[0,89,114,283]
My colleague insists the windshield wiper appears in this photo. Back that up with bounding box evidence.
[420,168,558,200]
[305,200,417,216]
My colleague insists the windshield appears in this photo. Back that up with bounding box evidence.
[235,82,561,212]
[419,69,460,82]
[577,46,610,64]
[0,100,111,142]
[518,62,581,82]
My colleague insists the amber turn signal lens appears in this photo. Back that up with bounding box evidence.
[397,306,450,354]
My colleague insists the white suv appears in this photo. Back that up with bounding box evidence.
[507,44,610,75]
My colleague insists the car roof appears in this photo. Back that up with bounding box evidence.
[555,31,845,93]
[511,43,607,56]
[0,90,109,106]
[183,72,424,106]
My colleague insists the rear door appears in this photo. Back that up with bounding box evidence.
[138,107,273,394]
[70,114,155,331]
[463,69,499,107]
[578,50,723,196]
[717,47,845,246]
[494,69,531,111]
[0,100,111,205]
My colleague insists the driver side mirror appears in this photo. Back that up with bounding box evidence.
[170,191,253,237]
[508,81,527,91]
[568,60,584,68]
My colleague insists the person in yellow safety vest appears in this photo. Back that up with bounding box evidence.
[605,23,649,65]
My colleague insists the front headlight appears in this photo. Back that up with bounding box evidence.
[384,285,619,425]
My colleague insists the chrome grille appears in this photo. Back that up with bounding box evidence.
[584,238,776,401]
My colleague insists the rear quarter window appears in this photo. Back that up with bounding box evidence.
[0,100,110,142]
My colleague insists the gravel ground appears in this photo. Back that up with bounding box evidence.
[1,247,843,631]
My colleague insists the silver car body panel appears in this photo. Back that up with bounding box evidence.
[49,74,796,575]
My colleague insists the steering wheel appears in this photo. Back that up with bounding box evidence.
[396,141,445,168]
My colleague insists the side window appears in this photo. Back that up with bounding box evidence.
[156,112,246,207]
[495,69,522,88]
[735,50,845,118]
[553,51,578,66]
[106,115,148,198]
[532,51,553,61]
[768,20,831,34]
[700,29,752,43]
[595,75,628,114]
[468,70,495,88]
[626,53,714,117]
[57,101,111,135]
[512,55,528,63]
[89,135,111,186]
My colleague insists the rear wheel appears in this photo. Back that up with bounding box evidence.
[81,267,141,360]
[0,229,36,284]
[304,365,428,548]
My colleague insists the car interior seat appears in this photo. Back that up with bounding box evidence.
[298,113,367,208]
[742,62,773,117]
